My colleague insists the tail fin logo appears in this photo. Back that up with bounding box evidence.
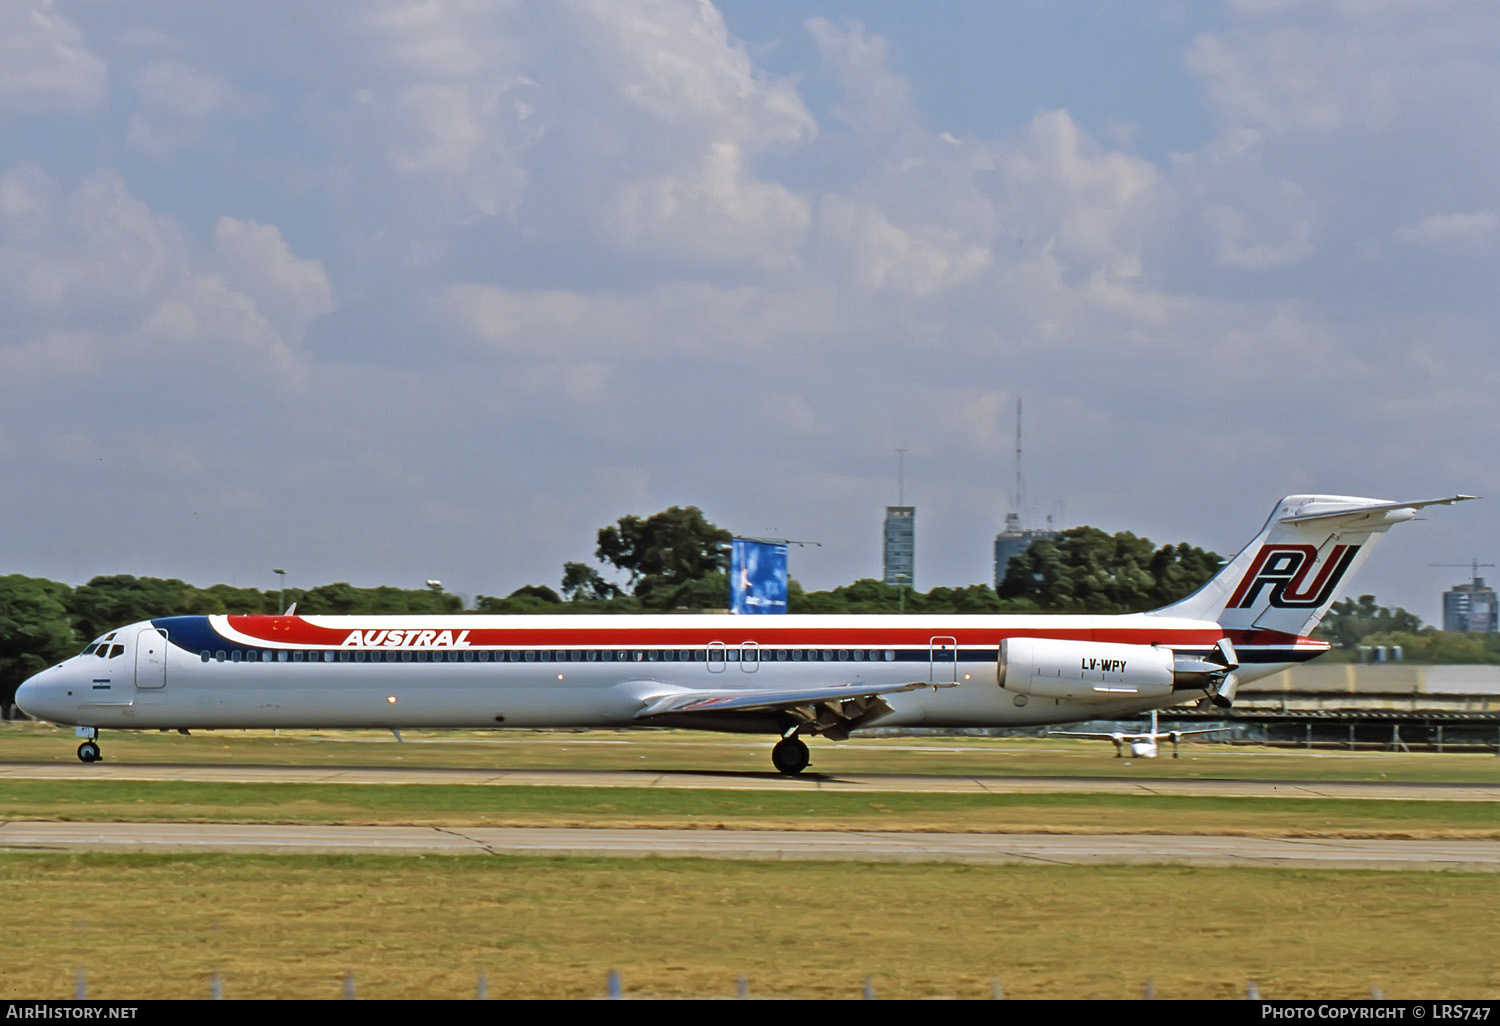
[1226,544,1362,610]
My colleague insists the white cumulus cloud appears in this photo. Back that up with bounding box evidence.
[1394,210,1497,256]
[0,0,106,116]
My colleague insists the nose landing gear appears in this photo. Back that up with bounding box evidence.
[74,727,101,763]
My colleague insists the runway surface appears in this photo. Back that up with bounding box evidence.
[2,821,1497,869]
[2,760,1497,801]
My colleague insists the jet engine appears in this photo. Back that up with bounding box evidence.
[997,637,1177,700]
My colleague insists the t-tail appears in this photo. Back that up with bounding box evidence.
[1152,493,1475,701]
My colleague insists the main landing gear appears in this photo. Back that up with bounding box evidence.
[771,734,810,776]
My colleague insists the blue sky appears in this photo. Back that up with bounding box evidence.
[1,0,1495,621]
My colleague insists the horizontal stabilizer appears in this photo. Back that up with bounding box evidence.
[1277,494,1476,524]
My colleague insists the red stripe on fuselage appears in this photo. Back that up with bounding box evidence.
[224,615,1226,649]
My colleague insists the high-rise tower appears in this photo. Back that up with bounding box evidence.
[993,398,1056,590]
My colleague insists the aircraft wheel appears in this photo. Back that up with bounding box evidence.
[771,736,810,776]
[77,741,101,763]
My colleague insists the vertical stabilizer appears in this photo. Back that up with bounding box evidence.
[1153,494,1475,637]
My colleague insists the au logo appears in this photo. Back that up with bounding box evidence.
[1227,544,1361,609]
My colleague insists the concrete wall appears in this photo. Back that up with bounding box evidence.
[1239,664,1500,714]
[1246,663,1500,696]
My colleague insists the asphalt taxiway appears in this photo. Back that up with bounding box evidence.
[1,760,1497,800]
[2,821,1497,870]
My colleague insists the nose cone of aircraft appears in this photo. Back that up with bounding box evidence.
[15,666,65,723]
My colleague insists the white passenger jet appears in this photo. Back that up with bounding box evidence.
[16,494,1472,775]
[1051,709,1225,759]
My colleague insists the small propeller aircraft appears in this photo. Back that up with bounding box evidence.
[1051,709,1226,759]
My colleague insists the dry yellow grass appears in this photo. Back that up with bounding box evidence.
[3,853,1497,1000]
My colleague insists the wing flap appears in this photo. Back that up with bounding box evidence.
[635,680,935,719]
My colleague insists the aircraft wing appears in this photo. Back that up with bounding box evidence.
[1049,731,1128,740]
[634,680,936,719]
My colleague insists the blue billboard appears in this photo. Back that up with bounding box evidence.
[730,538,788,615]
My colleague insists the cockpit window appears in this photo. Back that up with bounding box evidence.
[108,645,125,659]
[96,647,109,658]
[82,644,99,656]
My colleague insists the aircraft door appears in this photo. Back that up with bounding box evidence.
[135,628,167,689]
[928,636,958,684]
[707,641,726,673]
[740,641,759,672]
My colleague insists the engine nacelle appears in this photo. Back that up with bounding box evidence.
[998,637,1175,700]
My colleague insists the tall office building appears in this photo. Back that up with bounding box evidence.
[1443,578,1499,633]
[883,506,915,589]
[993,511,1054,591]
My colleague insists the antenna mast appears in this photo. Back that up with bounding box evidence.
[896,448,908,506]
[1014,397,1023,515]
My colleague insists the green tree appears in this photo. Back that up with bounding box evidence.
[197,584,276,615]
[476,585,564,613]
[297,583,461,615]
[791,578,903,613]
[0,575,79,715]
[999,528,1222,613]
[594,506,731,607]
[561,562,622,602]
[1315,595,1425,649]
[653,572,730,611]
[68,575,206,640]
[1145,542,1226,607]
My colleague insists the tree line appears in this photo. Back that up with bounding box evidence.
[0,505,1476,714]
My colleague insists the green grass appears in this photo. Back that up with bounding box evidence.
[5,721,1500,783]
[1,779,1496,837]
[3,722,1497,1000]
[2,853,1497,999]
